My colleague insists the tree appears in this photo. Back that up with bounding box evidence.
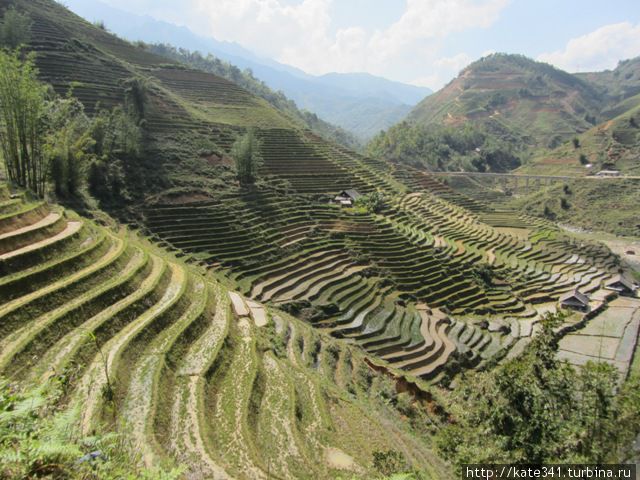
[87,106,140,204]
[579,153,589,165]
[436,313,635,470]
[123,76,149,122]
[356,191,386,213]
[46,97,94,197]
[543,205,556,220]
[572,137,580,149]
[0,7,31,49]
[231,129,262,185]
[0,51,49,196]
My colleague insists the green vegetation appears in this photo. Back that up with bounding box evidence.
[47,96,95,197]
[87,106,142,206]
[0,2,637,479]
[0,47,142,202]
[0,6,31,48]
[231,129,262,185]
[0,188,454,478]
[0,50,49,196]
[510,179,640,236]
[367,122,520,172]
[437,313,640,468]
[0,377,181,479]
[355,191,386,213]
[402,53,601,152]
[144,43,361,150]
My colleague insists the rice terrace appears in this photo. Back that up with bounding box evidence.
[0,0,639,478]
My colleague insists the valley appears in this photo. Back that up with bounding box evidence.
[0,0,639,478]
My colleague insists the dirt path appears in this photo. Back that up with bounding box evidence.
[325,448,356,471]
[210,317,265,479]
[291,368,326,461]
[256,354,305,479]
[123,278,207,467]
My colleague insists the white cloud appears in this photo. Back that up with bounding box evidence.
[538,22,640,72]
[370,0,508,59]
[181,0,508,84]
[96,0,507,89]
[411,53,473,89]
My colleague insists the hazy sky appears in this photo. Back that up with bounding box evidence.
[76,0,640,89]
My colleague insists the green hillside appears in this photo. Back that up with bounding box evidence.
[371,54,640,176]
[519,96,640,176]
[0,185,453,479]
[577,57,640,108]
[407,53,603,150]
[1,1,639,477]
[1,0,634,408]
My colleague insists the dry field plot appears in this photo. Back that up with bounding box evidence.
[558,297,640,377]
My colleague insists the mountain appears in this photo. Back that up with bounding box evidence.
[316,72,431,105]
[517,94,640,177]
[58,0,432,140]
[516,58,640,177]
[577,57,640,110]
[368,53,640,174]
[407,53,603,150]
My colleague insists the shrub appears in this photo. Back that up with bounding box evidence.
[579,153,589,165]
[372,449,411,476]
[572,137,580,148]
[0,7,31,49]
[471,264,494,287]
[436,313,638,469]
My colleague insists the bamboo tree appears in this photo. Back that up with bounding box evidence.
[231,128,262,185]
[0,50,49,196]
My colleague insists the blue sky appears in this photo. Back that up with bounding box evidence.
[68,0,640,89]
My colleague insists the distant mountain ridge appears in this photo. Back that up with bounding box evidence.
[57,0,432,140]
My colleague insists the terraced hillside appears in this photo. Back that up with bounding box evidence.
[8,0,635,384]
[9,0,412,200]
[0,184,454,479]
[520,94,640,176]
[406,53,604,149]
[140,159,629,382]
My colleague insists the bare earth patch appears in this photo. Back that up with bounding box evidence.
[325,447,357,471]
